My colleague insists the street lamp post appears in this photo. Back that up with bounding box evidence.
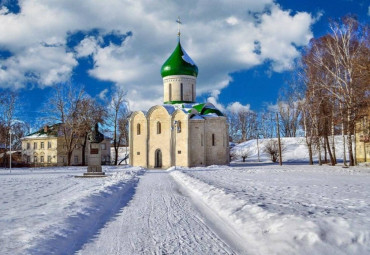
[256,132,260,162]
[9,128,12,172]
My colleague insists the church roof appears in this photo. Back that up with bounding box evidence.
[159,102,224,117]
[160,41,198,78]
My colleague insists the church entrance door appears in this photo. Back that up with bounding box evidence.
[155,149,162,168]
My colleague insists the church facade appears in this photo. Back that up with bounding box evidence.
[129,34,229,169]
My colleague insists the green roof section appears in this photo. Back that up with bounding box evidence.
[161,41,198,78]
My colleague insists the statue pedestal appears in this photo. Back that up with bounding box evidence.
[82,143,106,177]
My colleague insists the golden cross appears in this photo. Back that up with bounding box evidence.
[176,16,182,37]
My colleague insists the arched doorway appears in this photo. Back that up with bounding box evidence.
[155,149,162,168]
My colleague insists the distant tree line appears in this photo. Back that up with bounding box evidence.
[227,16,369,166]
[0,84,131,167]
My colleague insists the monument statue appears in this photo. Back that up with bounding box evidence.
[83,123,106,177]
[88,123,104,144]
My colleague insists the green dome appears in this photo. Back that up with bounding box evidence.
[161,41,198,78]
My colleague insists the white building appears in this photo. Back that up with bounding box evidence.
[130,32,229,169]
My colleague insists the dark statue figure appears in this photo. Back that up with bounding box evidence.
[88,123,104,143]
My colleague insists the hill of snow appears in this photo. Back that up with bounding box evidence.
[231,136,353,163]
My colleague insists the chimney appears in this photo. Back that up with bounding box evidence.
[44,125,48,133]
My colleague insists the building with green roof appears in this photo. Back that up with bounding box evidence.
[130,22,229,169]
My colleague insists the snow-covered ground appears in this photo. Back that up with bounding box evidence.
[173,164,370,254]
[231,136,354,163]
[0,166,144,254]
[1,163,370,254]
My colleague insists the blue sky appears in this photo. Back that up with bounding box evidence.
[0,0,369,127]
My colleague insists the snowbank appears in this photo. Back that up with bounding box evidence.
[171,165,370,254]
[231,136,354,163]
[0,166,144,254]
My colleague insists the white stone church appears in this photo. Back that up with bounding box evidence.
[129,31,229,169]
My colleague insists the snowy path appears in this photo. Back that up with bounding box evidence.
[78,171,235,255]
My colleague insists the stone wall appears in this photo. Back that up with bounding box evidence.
[172,110,189,167]
[147,106,172,168]
[189,119,205,166]
[163,75,196,102]
[130,111,148,168]
[204,117,229,166]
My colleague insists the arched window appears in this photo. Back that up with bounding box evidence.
[157,121,161,134]
[137,123,141,135]
[177,121,181,133]
[180,83,183,100]
[212,134,215,146]
[169,83,172,101]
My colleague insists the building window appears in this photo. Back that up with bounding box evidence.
[177,121,181,133]
[27,143,30,149]
[180,83,183,100]
[101,143,106,150]
[157,121,161,134]
[34,156,38,163]
[27,156,30,163]
[137,123,141,135]
[74,156,78,164]
[34,142,37,149]
[212,134,215,146]
[201,134,204,146]
[169,83,172,101]
[47,156,52,163]
[178,150,181,154]
[137,152,140,155]
[41,142,44,149]
[48,141,52,149]
[40,156,44,163]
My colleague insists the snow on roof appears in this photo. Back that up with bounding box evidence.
[24,133,53,139]
[190,115,204,120]
[162,105,176,115]
[202,113,219,117]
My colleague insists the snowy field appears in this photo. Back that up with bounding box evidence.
[231,136,355,163]
[1,163,370,254]
[0,166,144,254]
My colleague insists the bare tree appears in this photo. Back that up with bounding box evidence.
[303,16,369,166]
[231,146,253,162]
[107,88,130,165]
[277,82,302,137]
[76,97,107,166]
[227,108,257,142]
[263,139,285,163]
[47,84,85,166]
[0,91,30,166]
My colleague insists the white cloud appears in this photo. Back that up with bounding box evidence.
[226,16,239,26]
[0,0,316,110]
[207,89,225,112]
[226,102,251,113]
[75,37,100,58]
[0,44,77,88]
[98,88,108,101]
